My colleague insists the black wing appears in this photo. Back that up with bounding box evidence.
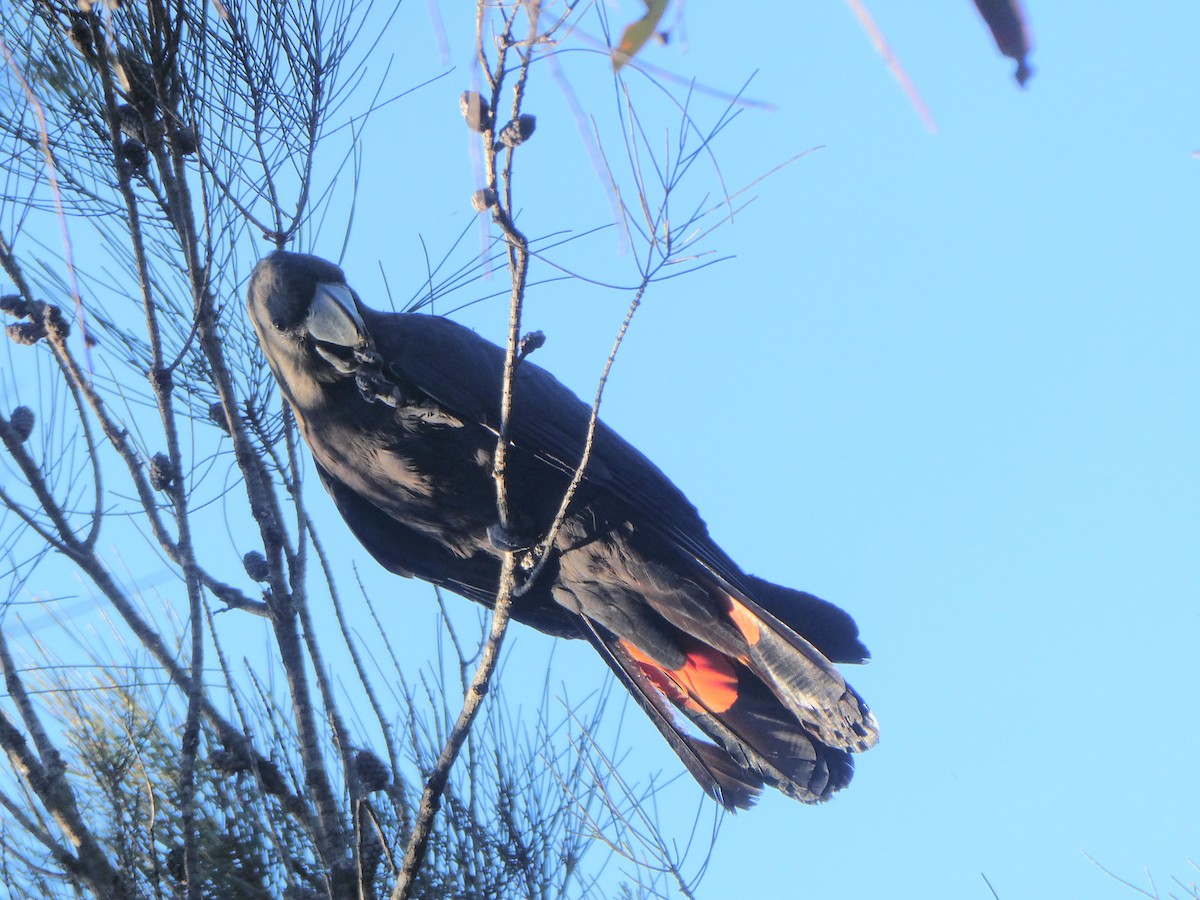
[363,311,869,663]
[315,459,581,638]
[360,310,706,532]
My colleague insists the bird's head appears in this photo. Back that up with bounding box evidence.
[247,251,371,405]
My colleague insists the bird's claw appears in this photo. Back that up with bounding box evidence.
[345,350,410,407]
[355,370,405,406]
[353,347,383,367]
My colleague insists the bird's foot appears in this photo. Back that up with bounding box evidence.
[354,369,406,407]
[346,349,415,408]
[487,522,537,554]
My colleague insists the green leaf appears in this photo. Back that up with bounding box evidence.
[612,0,668,71]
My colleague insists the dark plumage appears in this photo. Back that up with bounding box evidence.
[247,250,879,809]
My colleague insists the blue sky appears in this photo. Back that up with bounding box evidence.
[313,2,1200,897]
[7,2,1195,897]
[314,5,1195,897]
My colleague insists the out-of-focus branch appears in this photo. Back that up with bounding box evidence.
[0,630,126,899]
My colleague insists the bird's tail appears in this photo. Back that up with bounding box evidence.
[583,574,876,809]
[585,617,867,809]
[720,584,879,754]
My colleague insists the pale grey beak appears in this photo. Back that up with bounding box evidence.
[307,282,366,349]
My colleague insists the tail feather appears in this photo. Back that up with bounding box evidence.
[724,591,880,753]
[674,663,856,803]
[743,575,870,664]
[580,572,878,808]
[582,623,763,810]
[592,623,857,807]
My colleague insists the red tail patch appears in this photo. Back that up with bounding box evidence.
[724,595,762,647]
[621,638,739,714]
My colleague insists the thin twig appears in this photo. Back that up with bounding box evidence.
[391,5,542,896]
[517,278,647,595]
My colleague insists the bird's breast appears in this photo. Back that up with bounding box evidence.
[299,397,499,558]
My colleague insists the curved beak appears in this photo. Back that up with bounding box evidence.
[307,282,366,349]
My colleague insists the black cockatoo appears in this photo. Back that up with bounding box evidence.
[247,251,878,809]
